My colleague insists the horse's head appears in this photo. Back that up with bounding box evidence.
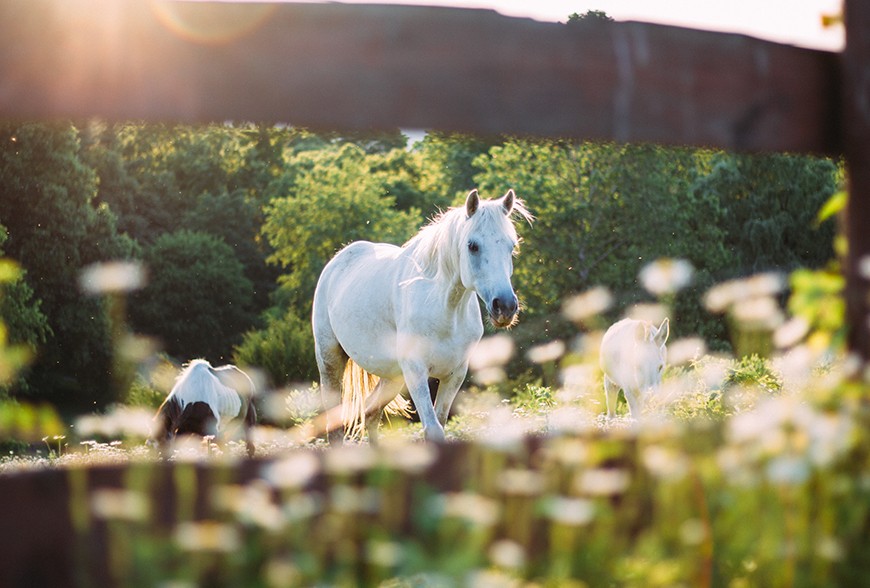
[460,189,531,328]
[629,317,670,392]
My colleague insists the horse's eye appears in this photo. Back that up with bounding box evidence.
[468,241,479,253]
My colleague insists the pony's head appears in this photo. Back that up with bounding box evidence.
[459,189,532,328]
[640,317,670,389]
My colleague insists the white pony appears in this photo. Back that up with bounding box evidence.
[152,359,258,456]
[599,317,669,418]
[312,189,532,442]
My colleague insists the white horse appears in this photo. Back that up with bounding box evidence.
[599,317,669,418]
[312,189,532,442]
[152,359,258,456]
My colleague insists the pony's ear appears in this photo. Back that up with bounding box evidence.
[465,189,480,217]
[654,317,670,346]
[502,189,515,215]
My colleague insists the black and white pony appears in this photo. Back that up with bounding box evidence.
[152,359,257,457]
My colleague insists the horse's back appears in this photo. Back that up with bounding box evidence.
[600,317,667,391]
[316,241,403,295]
[314,241,406,329]
[172,361,242,423]
[600,319,648,384]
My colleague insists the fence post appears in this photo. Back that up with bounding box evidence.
[844,0,870,365]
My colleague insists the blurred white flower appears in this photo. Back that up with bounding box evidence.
[91,489,149,521]
[367,540,405,568]
[79,261,146,295]
[639,258,694,296]
[214,481,284,531]
[323,443,377,475]
[489,539,527,570]
[262,451,320,489]
[626,302,668,325]
[438,492,500,526]
[642,445,689,481]
[679,518,707,546]
[175,521,241,553]
[576,468,631,496]
[766,455,810,485]
[704,273,785,314]
[75,406,154,439]
[667,337,707,366]
[497,468,545,496]
[378,439,437,474]
[727,395,854,485]
[774,317,811,349]
[526,340,565,364]
[545,496,595,526]
[469,334,515,371]
[731,296,784,330]
[562,286,613,323]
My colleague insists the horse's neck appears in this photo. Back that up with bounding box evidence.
[402,236,478,316]
[445,276,474,311]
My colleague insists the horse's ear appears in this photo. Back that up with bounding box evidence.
[465,189,480,217]
[502,189,515,215]
[655,317,670,346]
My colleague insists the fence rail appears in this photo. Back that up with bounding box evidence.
[0,1,841,155]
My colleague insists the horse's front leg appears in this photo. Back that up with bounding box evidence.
[433,363,468,428]
[401,361,445,442]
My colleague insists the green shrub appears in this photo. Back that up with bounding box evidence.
[725,353,783,394]
[235,308,317,387]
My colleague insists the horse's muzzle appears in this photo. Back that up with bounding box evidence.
[489,295,519,328]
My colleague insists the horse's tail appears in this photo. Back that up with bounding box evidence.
[341,360,413,440]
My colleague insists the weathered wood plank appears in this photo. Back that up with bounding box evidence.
[844,0,870,361]
[0,1,840,154]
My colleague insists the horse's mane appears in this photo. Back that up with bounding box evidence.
[403,196,532,283]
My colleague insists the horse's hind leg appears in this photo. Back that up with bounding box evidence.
[604,376,619,418]
[363,379,406,444]
[313,327,348,443]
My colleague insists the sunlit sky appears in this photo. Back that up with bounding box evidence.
[302,0,844,50]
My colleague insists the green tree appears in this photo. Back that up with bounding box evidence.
[413,132,500,211]
[567,9,614,23]
[0,122,135,410]
[263,144,421,316]
[691,152,837,275]
[474,140,733,349]
[235,308,317,387]
[129,230,256,362]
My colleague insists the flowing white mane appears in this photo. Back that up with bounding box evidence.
[403,196,531,283]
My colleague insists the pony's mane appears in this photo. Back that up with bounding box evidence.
[403,196,532,282]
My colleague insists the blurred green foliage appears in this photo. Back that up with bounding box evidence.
[0,120,839,408]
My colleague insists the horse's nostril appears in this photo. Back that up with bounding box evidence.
[492,296,517,317]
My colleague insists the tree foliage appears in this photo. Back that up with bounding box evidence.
[263,144,421,316]
[130,230,256,362]
[0,120,839,408]
[0,122,136,410]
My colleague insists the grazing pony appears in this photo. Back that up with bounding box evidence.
[312,189,532,442]
[152,359,257,456]
[600,317,669,418]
